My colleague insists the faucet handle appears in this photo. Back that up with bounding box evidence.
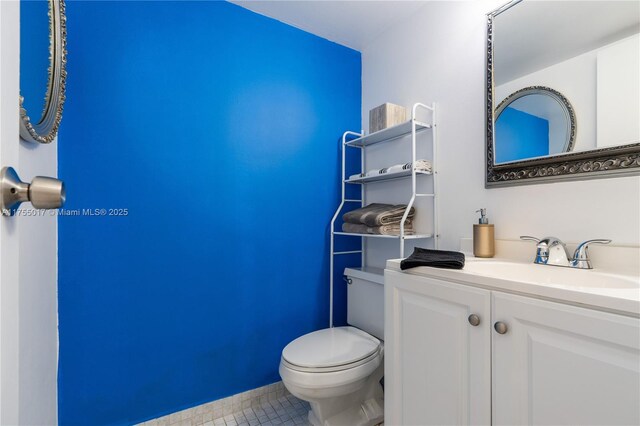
[520,235,548,263]
[520,236,571,265]
[572,239,612,269]
[520,235,540,243]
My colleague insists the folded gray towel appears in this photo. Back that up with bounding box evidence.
[343,203,416,227]
[342,222,415,236]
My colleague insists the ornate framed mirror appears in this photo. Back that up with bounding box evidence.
[20,0,67,144]
[486,0,640,187]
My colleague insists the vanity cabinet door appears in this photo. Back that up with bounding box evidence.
[385,271,491,426]
[492,292,640,426]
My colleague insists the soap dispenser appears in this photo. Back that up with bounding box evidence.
[473,208,495,258]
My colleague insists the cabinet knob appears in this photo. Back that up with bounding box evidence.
[494,321,508,334]
[468,314,481,326]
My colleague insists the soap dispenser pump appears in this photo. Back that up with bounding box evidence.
[473,208,495,258]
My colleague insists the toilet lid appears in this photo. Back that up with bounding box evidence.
[282,326,380,369]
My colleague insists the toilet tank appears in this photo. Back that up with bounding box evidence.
[344,267,384,340]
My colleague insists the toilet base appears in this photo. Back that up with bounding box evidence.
[302,362,384,426]
[307,396,383,426]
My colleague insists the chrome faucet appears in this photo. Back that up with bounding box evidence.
[520,236,611,269]
[520,236,571,266]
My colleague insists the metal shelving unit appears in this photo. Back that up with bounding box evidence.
[328,102,438,327]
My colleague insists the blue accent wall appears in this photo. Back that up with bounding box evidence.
[58,2,361,424]
[495,107,549,163]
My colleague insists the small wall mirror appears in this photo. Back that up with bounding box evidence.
[495,86,575,164]
[486,0,640,186]
[19,0,67,144]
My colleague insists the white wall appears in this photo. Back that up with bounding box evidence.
[361,1,640,260]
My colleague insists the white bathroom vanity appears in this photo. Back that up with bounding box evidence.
[384,243,640,425]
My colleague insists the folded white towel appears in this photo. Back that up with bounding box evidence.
[413,159,432,172]
[387,164,405,174]
[386,160,432,174]
[351,160,432,180]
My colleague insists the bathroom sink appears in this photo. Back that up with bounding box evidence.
[387,254,640,316]
[463,259,639,290]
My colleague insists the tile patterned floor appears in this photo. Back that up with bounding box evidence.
[209,394,310,426]
[139,382,305,425]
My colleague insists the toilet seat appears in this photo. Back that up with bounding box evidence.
[282,327,381,373]
[282,347,381,373]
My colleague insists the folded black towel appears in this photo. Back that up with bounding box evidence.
[400,247,465,270]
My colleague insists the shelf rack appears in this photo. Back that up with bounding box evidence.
[345,169,432,184]
[333,231,434,239]
[344,120,432,147]
[328,102,438,327]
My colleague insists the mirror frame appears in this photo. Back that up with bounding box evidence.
[486,0,640,187]
[19,0,67,144]
[494,85,577,163]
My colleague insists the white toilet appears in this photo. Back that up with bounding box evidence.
[279,269,384,426]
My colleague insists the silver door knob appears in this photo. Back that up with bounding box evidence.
[1,167,65,216]
[468,314,481,326]
[494,321,508,334]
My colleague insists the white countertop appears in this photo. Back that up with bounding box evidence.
[386,256,640,317]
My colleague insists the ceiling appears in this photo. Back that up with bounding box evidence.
[494,1,640,84]
[229,1,429,51]
[230,1,640,81]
